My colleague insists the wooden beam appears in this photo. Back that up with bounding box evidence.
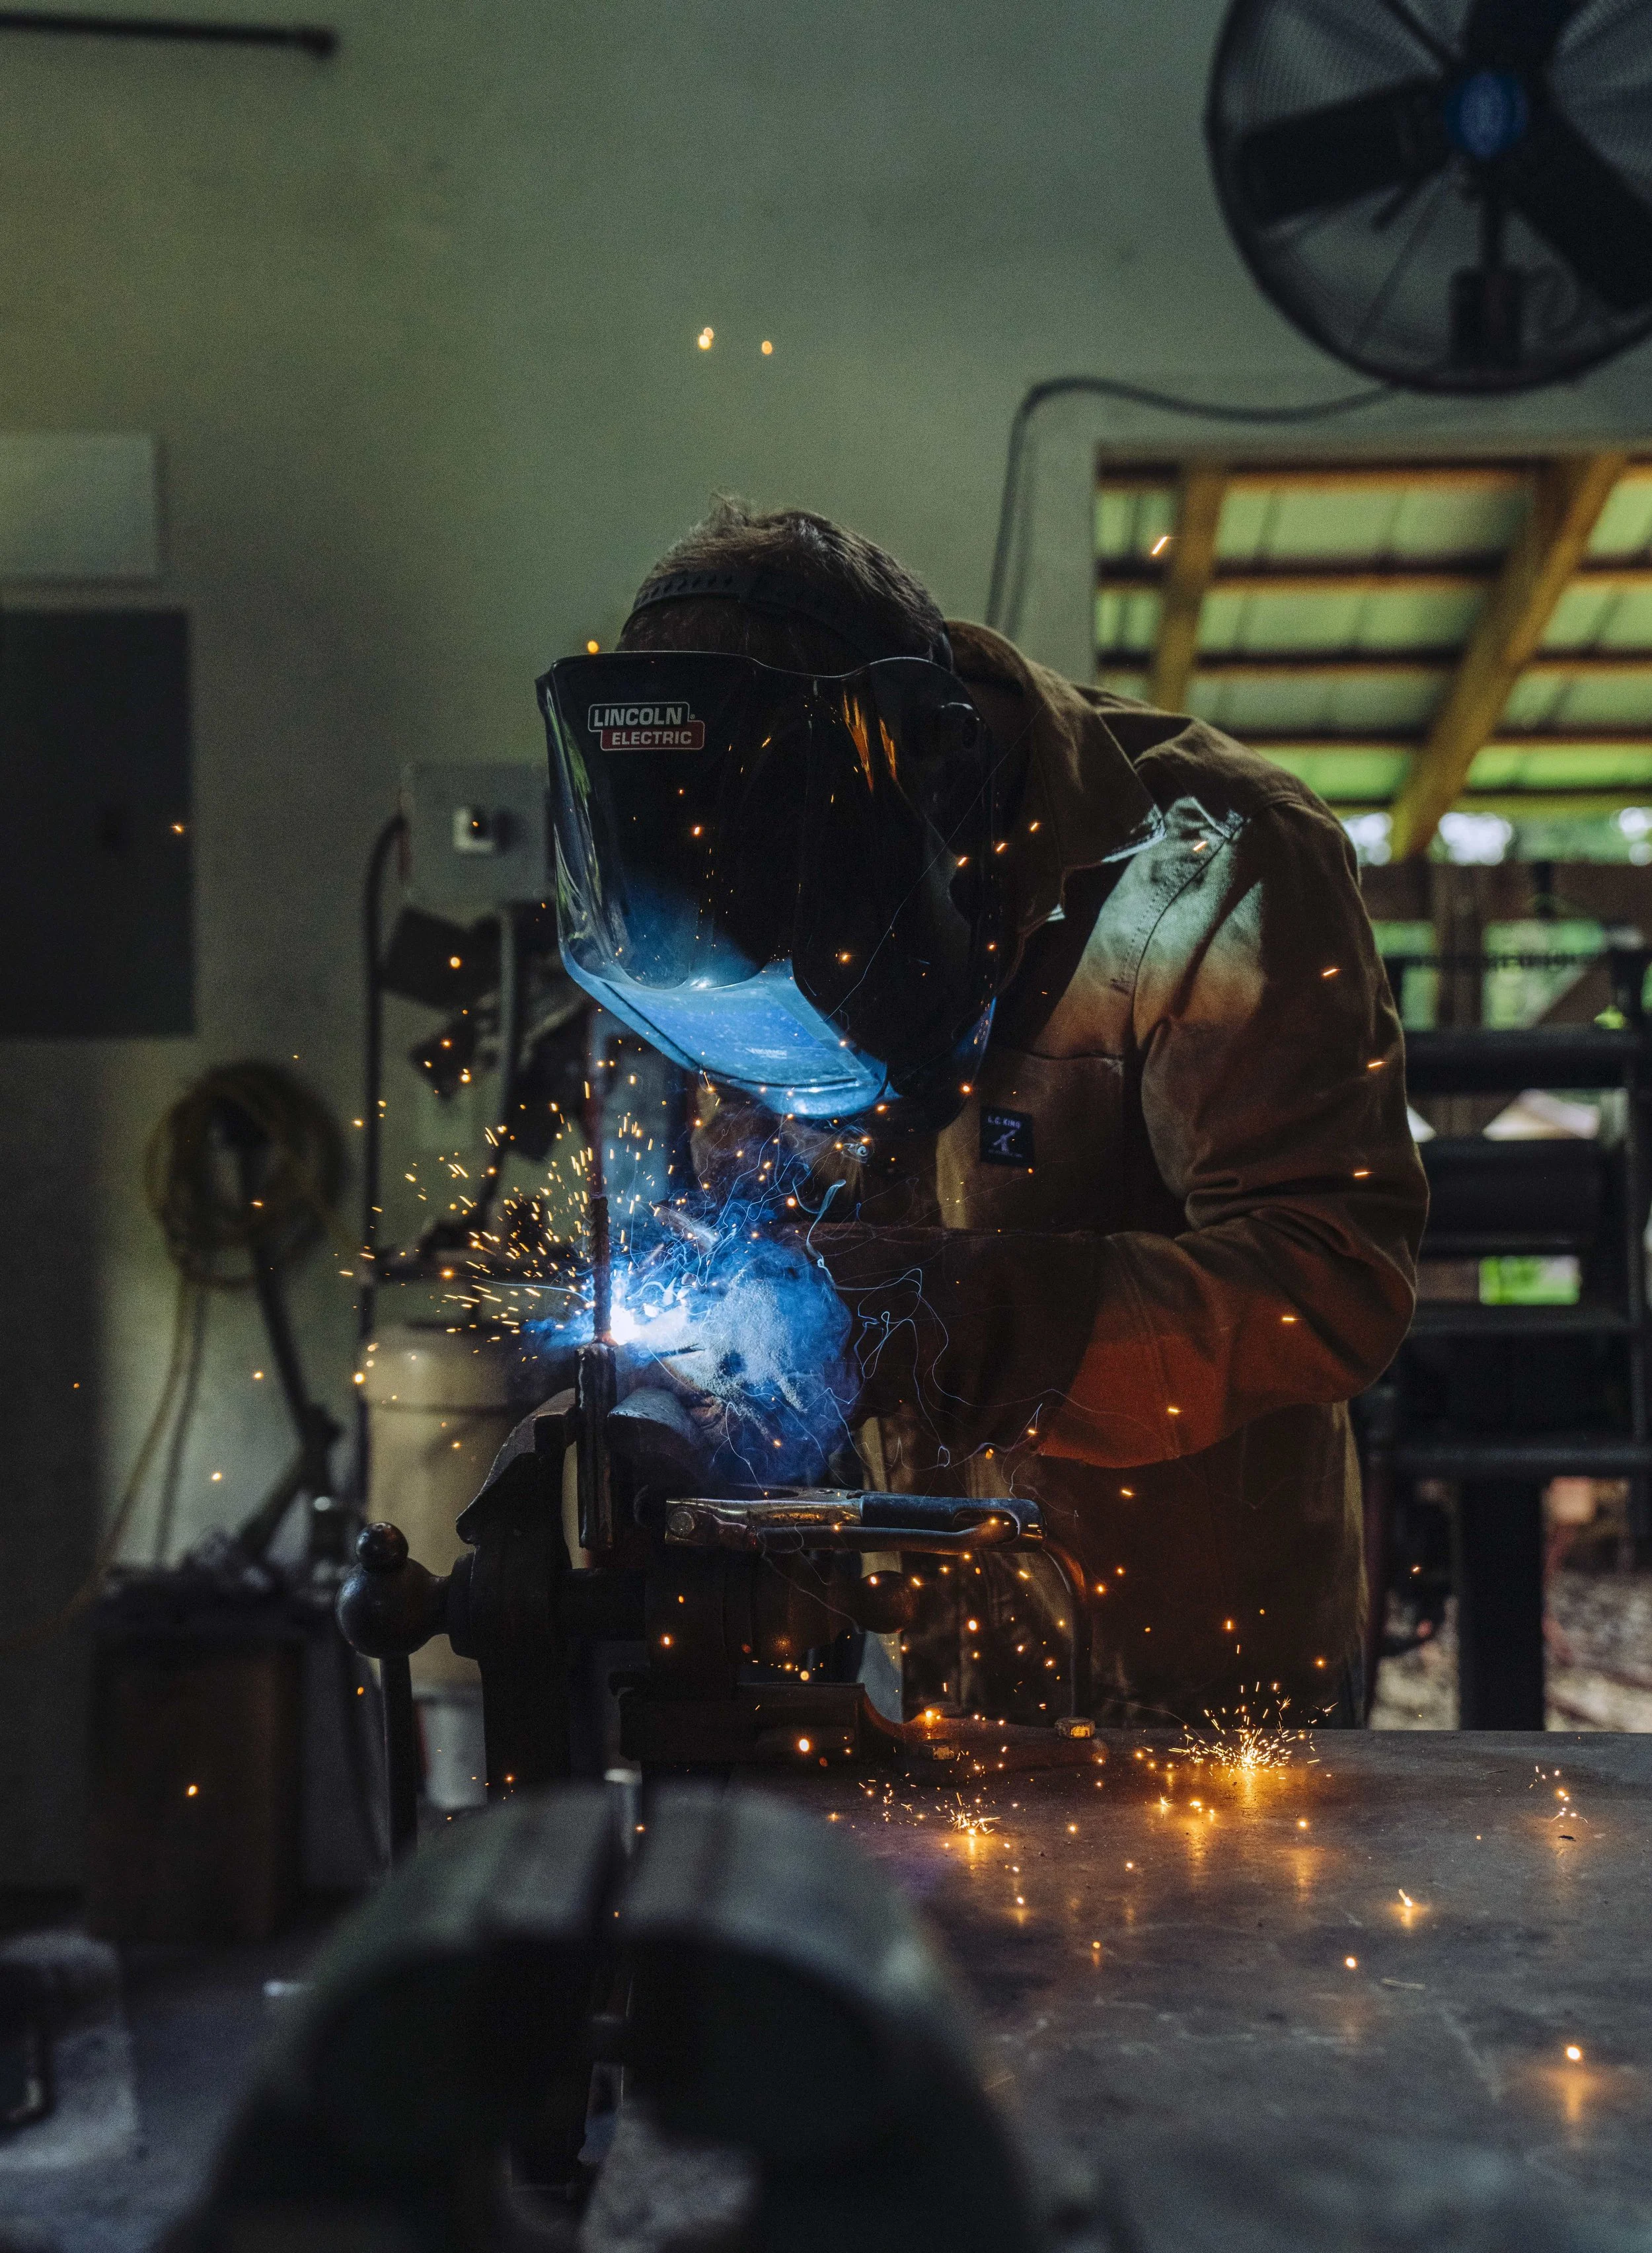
[1243,729,1652,752]
[1146,465,1226,711]
[1188,648,1449,677]
[1200,564,1491,596]
[1098,646,1652,681]
[1388,453,1630,859]
[1102,647,1445,677]
[1316,791,1652,818]
[1101,459,1544,496]
[1101,456,1652,496]
[1522,650,1652,678]
[1102,558,1498,596]
[1099,556,1652,598]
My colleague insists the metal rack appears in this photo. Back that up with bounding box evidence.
[1363,948,1652,1728]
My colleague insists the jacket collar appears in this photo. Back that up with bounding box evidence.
[946,619,1164,946]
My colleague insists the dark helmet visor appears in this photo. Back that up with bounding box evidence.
[538,652,1013,1120]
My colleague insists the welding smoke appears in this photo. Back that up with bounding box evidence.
[527,1160,857,1486]
[629,1231,856,1484]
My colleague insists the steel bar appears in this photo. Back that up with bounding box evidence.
[1396,1435,1652,1476]
[1402,1024,1647,1092]
[1456,1481,1546,1728]
[0,9,335,51]
[379,1653,420,1860]
[1098,558,1652,597]
[1098,647,1652,680]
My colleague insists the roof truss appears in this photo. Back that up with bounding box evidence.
[1098,449,1652,856]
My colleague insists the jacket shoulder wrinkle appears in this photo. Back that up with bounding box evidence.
[1128,717,1343,836]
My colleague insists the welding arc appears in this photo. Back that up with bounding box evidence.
[0,1273,200,1656]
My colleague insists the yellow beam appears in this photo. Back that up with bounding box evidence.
[1146,465,1226,711]
[1387,453,1630,860]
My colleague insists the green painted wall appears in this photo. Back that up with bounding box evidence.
[3,0,1650,1878]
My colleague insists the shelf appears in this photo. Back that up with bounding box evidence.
[1394,1433,1652,1478]
[1421,1237,1596,1257]
[1404,1025,1649,1094]
[1409,1303,1637,1338]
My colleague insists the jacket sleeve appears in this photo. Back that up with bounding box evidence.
[812,798,1427,1468]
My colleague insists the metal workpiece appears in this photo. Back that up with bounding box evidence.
[661,1487,1041,1556]
[576,1338,620,1554]
[790,1729,1652,2237]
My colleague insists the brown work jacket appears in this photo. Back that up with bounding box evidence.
[797,621,1429,1727]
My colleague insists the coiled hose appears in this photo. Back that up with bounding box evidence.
[1,1062,345,1653]
[145,1059,345,1288]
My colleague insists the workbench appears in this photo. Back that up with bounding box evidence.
[5,1730,1647,2252]
[793,1728,1652,2240]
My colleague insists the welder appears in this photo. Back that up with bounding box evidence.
[539,500,1428,1728]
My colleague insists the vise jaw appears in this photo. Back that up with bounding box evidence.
[163,1784,1045,2253]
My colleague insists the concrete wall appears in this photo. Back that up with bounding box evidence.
[3,0,1650,1879]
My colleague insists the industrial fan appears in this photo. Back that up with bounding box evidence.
[1207,0,1652,391]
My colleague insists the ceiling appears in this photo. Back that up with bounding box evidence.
[1094,453,1652,857]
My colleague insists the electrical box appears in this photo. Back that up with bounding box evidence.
[0,609,192,1038]
[401,761,552,911]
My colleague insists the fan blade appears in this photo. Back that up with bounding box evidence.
[1235,78,1451,225]
[1464,0,1584,69]
[1504,104,1652,312]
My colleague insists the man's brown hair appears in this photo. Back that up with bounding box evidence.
[619,496,947,673]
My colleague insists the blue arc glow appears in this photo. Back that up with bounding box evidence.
[527,1147,858,1486]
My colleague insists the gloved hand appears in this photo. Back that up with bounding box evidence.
[799,1223,1106,1453]
[615,1231,858,1487]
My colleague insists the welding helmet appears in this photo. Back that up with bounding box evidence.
[537,644,1014,1126]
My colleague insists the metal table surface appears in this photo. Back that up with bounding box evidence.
[784,1728,1652,2243]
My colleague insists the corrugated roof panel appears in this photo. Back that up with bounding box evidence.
[1503,673,1652,730]
[1197,587,1484,650]
[1546,582,1652,644]
[1585,482,1652,555]
[1254,748,1408,800]
[1094,589,1160,654]
[1094,487,1174,560]
[1217,484,1526,562]
[1187,675,1441,734]
[1468,744,1652,791]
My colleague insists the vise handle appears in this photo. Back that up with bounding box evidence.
[334,1521,451,1658]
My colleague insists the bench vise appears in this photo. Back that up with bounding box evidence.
[336,1338,1089,1849]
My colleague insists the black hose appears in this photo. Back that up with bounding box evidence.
[453,904,527,1243]
[984,373,1393,635]
[144,1061,346,1288]
[359,814,407,1333]
[357,813,408,1502]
